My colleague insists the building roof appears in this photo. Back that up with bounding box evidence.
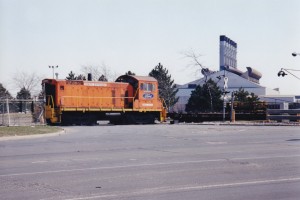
[180,70,262,89]
[176,70,281,96]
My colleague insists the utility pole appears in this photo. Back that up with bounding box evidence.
[6,98,10,126]
[49,66,58,79]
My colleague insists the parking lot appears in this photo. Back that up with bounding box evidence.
[1,124,300,199]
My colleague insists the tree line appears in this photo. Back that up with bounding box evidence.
[0,63,179,112]
[185,80,260,113]
[1,62,260,113]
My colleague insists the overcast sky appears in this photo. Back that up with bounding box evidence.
[0,0,300,96]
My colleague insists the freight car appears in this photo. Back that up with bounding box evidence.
[43,75,167,125]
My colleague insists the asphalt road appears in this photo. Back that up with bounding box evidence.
[0,124,300,200]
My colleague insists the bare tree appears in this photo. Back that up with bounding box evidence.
[13,71,42,97]
[81,63,119,81]
[182,49,217,112]
[111,71,119,81]
[81,65,101,81]
[182,49,215,80]
[99,63,112,81]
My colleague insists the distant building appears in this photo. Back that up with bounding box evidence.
[172,35,293,113]
[220,35,237,71]
[173,69,280,112]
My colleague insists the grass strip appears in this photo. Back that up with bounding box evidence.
[0,126,63,137]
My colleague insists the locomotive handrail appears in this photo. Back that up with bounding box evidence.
[161,98,168,109]
[46,95,55,108]
[61,96,132,98]
[134,87,139,99]
[60,96,135,109]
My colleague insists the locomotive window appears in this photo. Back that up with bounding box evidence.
[140,83,155,91]
[148,84,155,91]
[60,86,64,90]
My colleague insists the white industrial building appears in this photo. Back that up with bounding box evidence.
[172,35,297,113]
[173,68,281,112]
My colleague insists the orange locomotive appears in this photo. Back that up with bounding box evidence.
[43,75,167,125]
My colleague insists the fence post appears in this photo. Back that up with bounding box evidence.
[230,92,235,122]
[2,101,4,125]
[6,98,10,126]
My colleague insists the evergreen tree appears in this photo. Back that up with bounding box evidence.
[16,87,31,99]
[125,71,136,76]
[185,79,222,113]
[234,88,249,102]
[247,92,260,103]
[75,74,86,80]
[66,71,76,80]
[234,88,259,102]
[0,83,13,99]
[98,75,108,81]
[149,63,178,111]
[233,87,260,112]
[66,71,86,80]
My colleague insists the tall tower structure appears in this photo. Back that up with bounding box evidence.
[220,35,237,71]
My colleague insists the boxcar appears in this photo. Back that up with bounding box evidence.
[43,75,166,125]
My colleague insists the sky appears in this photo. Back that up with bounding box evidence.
[0,0,300,96]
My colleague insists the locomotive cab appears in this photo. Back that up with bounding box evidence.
[115,75,162,110]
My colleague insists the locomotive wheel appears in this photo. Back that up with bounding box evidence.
[109,113,155,125]
[124,113,155,124]
[46,119,54,125]
[61,112,97,126]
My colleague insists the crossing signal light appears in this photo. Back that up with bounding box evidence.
[277,70,287,77]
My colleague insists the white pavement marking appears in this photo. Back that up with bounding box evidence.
[206,141,228,144]
[63,177,300,200]
[0,159,226,177]
[31,160,48,164]
[1,154,300,177]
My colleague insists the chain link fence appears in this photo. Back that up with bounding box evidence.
[0,99,45,126]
